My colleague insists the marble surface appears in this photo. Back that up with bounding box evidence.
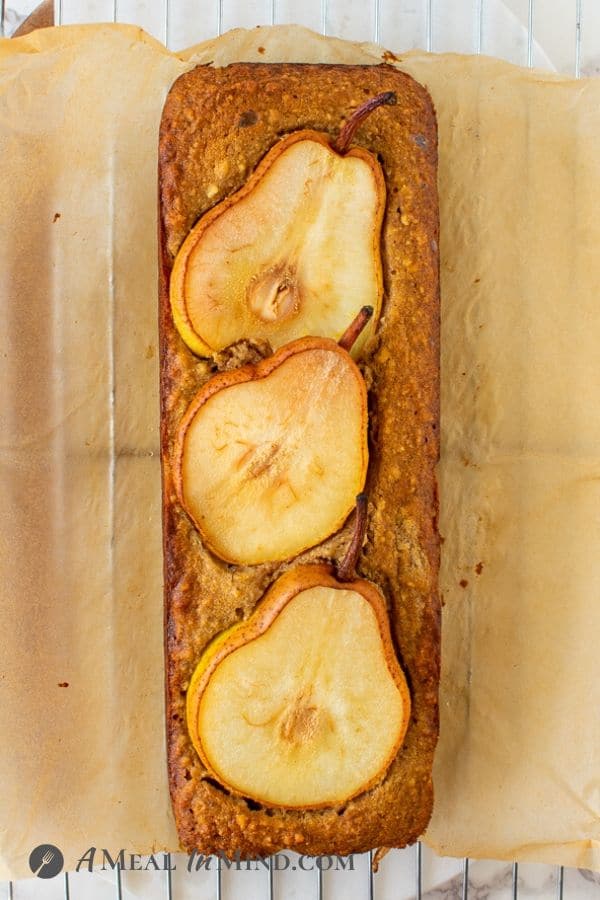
[1,1,599,898]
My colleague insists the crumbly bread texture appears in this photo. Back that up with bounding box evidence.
[159,62,440,857]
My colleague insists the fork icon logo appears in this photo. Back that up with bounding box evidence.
[28,844,64,879]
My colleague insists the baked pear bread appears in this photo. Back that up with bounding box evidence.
[159,62,440,857]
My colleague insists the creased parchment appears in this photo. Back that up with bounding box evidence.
[0,23,599,880]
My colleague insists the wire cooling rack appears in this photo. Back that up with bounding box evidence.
[2,0,598,897]
[1,850,575,900]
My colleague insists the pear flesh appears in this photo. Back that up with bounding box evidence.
[195,585,407,808]
[178,344,367,565]
[171,134,384,358]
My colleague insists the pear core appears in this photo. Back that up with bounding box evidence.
[247,264,299,323]
[192,584,409,808]
[170,134,385,358]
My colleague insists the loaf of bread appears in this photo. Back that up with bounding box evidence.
[159,62,440,857]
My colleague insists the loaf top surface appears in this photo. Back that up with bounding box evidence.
[159,62,440,857]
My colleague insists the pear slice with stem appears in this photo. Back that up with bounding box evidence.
[186,494,411,809]
[170,93,396,358]
[175,308,372,566]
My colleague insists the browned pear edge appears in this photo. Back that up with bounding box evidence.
[170,130,386,353]
[187,563,412,810]
[173,336,369,564]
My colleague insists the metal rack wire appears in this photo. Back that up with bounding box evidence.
[42,0,587,72]
[1,0,593,896]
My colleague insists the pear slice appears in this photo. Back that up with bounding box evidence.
[175,327,369,566]
[186,563,411,809]
[170,93,396,359]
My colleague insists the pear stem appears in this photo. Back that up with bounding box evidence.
[337,493,368,582]
[338,305,374,353]
[333,91,397,155]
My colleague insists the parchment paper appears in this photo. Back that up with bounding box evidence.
[1,22,599,880]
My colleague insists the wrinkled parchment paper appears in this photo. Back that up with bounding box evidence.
[1,22,599,881]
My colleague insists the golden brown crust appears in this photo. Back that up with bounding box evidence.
[159,62,440,857]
